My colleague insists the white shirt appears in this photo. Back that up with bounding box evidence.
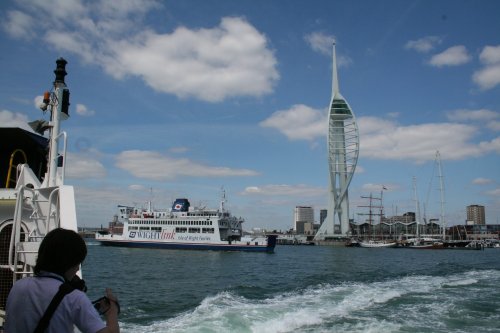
[4,273,106,333]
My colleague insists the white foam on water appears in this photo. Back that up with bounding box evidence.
[442,278,478,287]
[118,269,500,333]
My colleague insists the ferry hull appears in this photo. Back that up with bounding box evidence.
[96,237,276,253]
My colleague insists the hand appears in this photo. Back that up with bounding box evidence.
[93,289,120,316]
[104,288,120,316]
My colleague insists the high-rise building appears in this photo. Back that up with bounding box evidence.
[467,205,486,225]
[315,43,359,240]
[294,206,314,232]
[319,209,327,225]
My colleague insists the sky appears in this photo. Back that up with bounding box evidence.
[0,0,499,231]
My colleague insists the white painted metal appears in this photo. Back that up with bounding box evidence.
[315,43,359,240]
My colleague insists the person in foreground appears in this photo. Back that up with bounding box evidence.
[4,228,120,333]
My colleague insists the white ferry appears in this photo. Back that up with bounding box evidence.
[95,196,277,252]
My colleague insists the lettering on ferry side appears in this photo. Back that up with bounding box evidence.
[177,235,212,242]
[129,230,176,240]
[160,230,175,239]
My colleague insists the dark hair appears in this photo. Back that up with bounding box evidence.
[34,228,87,277]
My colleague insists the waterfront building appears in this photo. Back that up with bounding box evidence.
[320,209,327,225]
[296,221,314,235]
[315,43,359,240]
[294,206,314,232]
[466,205,485,225]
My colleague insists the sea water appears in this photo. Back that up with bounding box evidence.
[82,244,500,332]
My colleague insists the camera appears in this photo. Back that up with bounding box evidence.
[92,296,120,315]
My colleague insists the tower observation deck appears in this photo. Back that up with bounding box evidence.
[315,43,359,240]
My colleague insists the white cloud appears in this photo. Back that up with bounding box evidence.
[361,183,400,192]
[304,32,352,67]
[358,117,498,162]
[487,120,500,131]
[446,108,500,131]
[241,184,326,197]
[116,150,259,180]
[129,184,147,191]
[305,32,335,55]
[479,45,500,65]
[473,65,500,90]
[111,17,278,102]
[4,2,278,102]
[446,109,499,123]
[260,105,499,162]
[405,36,442,53]
[485,188,500,197]
[0,110,33,131]
[428,45,471,67]
[260,104,326,141]
[76,104,96,116]
[473,49,500,90]
[2,10,35,39]
[472,178,494,185]
[65,152,107,179]
[478,136,500,154]
[33,95,44,110]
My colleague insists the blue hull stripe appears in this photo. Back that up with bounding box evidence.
[96,239,276,253]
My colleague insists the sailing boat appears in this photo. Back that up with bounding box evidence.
[404,172,444,249]
[358,190,397,248]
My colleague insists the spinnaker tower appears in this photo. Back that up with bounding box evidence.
[315,43,359,240]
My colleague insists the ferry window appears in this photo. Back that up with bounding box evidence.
[139,227,149,230]
[175,227,187,233]
[189,228,200,233]
[151,227,161,231]
[129,226,138,230]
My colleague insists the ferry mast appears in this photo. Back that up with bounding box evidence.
[315,43,359,240]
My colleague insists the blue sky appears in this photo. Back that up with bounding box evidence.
[1,0,499,230]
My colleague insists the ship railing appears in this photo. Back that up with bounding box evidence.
[7,179,68,282]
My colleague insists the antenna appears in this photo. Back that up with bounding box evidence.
[332,42,342,99]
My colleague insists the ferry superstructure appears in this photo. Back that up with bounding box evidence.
[0,59,78,323]
[95,197,277,252]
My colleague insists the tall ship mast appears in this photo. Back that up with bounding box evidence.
[436,151,446,239]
